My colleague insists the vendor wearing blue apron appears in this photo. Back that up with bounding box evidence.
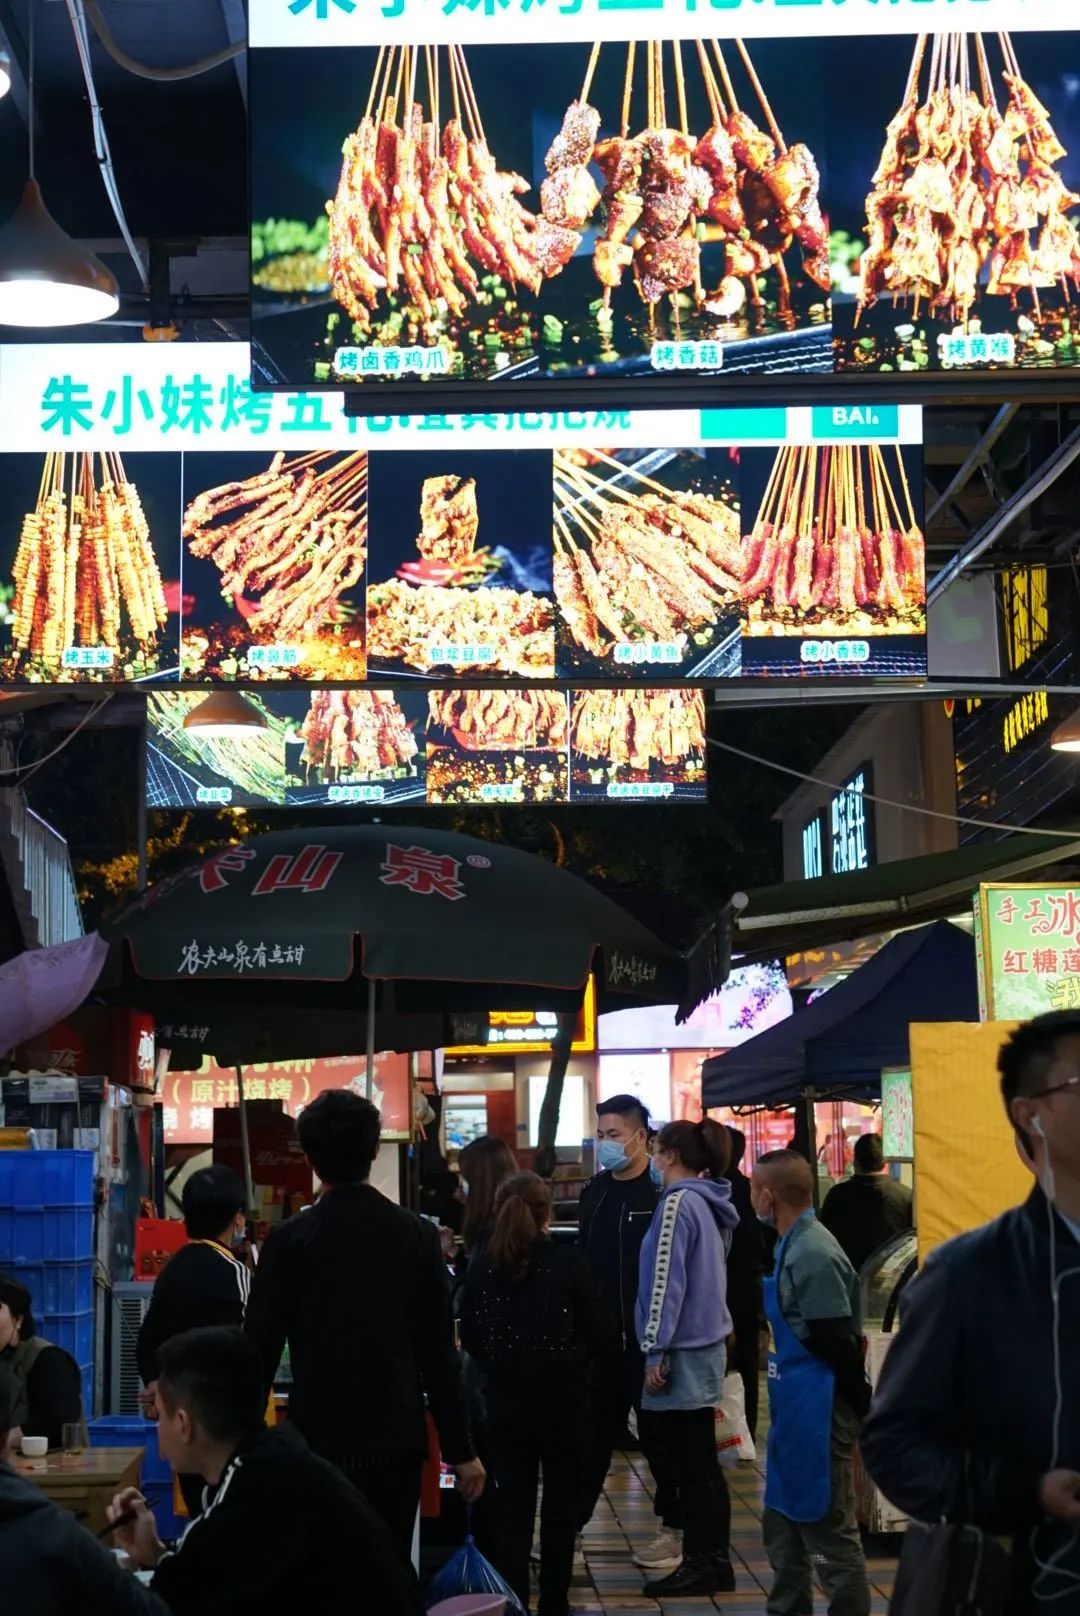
[750,1150,871,1616]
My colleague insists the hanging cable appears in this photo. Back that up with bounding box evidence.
[708,733,1080,843]
[0,697,114,787]
[64,0,147,288]
[84,0,244,82]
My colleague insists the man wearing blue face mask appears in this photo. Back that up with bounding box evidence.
[577,1096,675,1557]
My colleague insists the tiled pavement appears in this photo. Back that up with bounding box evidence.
[567,1449,898,1614]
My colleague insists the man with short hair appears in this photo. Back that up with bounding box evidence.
[578,1095,676,1564]
[108,1327,423,1615]
[861,1011,1080,1611]
[724,1126,765,1442]
[0,1365,168,1613]
[819,1133,913,1273]
[137,1164,251,1515]
[751,1150,871,1616]
[245,1090,482,1560]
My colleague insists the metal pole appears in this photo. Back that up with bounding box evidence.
[137,707,148,893]
[235,1064,255,1216]
[804,1087,820,1211]
[365,976,376,1101]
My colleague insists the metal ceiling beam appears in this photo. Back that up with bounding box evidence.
[218,0,246,109]
[928,420,1080,605]
[924,401,1019,526]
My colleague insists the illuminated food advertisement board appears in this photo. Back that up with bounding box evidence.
[0,344,924,684]
[445,976,597,1055]
[976,881,1080,1020]
[248,0,1078,400]
[146,686,709,806]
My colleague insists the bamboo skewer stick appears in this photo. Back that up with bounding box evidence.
[621,41,636,138]
[673,39,690,145]
[365,45,387,122]
[903,34,927,105]
[711,42,738,116]
[734,39,785,153]
[894,446,918,531]
[581,41,602,104]
[695,40,723,124]
[407,44,419,118]
[448,42,462,125]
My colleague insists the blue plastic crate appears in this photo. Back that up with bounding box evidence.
[81,1362,94,1420]
[88,1416,171,1487]
[144,1481,184,1542]
[39,1309,93,1366]
[8,1259,94,1315]
[0,1204,94,1263]
[2,1151,94,1209]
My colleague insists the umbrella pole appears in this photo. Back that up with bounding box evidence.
[365,977,376,1101]
[235,1064,255,1216]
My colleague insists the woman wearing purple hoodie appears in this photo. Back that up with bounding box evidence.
[635,1120,739,1597]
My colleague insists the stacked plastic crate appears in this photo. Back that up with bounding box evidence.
[88,1416,182,1539]
[0,1150,95,1417]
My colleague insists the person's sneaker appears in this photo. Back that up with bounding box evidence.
[642,1554,736,1598]
[633,1529,683,1570]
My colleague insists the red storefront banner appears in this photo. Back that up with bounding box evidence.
[162,1052,411,1144]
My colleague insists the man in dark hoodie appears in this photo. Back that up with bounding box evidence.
[245,1090,482,1559]
[577,1095,674,1557]
[0,1365,167,1614]
[137,1164,251,1514]
[108,1327,424,1616]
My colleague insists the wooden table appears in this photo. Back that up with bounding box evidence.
[13,1446,143,1536]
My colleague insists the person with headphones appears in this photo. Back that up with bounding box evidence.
[861,1011,1080,1613]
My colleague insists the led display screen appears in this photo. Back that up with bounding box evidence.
[0,344,924,684]
[145,686,710,806]
[248,0,1079,401]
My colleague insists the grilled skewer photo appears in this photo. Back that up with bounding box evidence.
[740,444,926,644]
[367,450,555,679]
[298,689,420,784]
[553,446,741,678]
[0,451,178,683]
[146,691,291,807]
[569,688,708,802]
[250,35,831,385]
[832,30,1080,372]
[180,451,367,682]
[426,689,570,803]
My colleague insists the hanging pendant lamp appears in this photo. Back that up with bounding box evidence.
[0,3,118,327]
[182,692,269,738]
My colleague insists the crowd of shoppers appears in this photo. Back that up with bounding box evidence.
[27,1033,1079,1616]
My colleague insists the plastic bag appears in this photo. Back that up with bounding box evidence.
[714,1371,756,1467]
[425,1535,528,1616]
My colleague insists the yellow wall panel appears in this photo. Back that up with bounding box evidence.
[910,1020,1029,1264]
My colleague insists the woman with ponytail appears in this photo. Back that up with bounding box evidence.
[461,1172,613,1616]
[634,1119,740,1598]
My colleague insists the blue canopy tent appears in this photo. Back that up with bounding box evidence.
[701,920,978,1109]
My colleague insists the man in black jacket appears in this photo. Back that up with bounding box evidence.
[724,1127,765,1441]
[109,1327,424,1616]
[137,1165,250,1514]
[577,1095,674,1563]
[0,1367,167,1615]
[861,1012,1080,1613]
[245,1090,483,1560]
[819,1133,912,1273]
